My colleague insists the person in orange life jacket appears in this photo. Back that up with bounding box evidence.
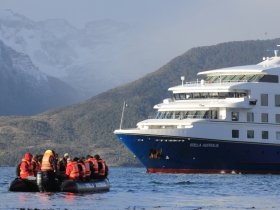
[41,150,57,172]
[94,154,109,179]
[31,154,41,176]
[86,155,99,179]
[41,150,58,189]
[74,157,86,181]
[19,152,35,179]
[79,157,91,181]
[65,158,80,180]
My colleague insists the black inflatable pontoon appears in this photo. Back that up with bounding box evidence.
[9,174,110,193]
[9,177,39,192]
[61,179,110,193]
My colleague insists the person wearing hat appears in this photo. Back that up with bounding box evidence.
[59,153,70,174]
[94,154,109,179]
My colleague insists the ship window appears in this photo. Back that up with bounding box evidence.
[179,93,186,100]
[203,111,209,119]
[210,110,218,119]
[210,92,218,98]
[247,112,254,122]
[228,92,235,98]
[275,95,280,107]
[276,114,280,123]
[243,74,253,81]
[212,76,220,83]
[240,92,247,97]
[261,113,268,123]
[276,132,280,140]
[158,112,164,119]
[174,94,180,100]
[234,74,245,81]
[156,112,161,119]
[200,92,209,98]
[193,93,200,98]
[248,74,263,82]
[261,94,268,106]
[231,112,239,121]
[232,130,239,138]
[223,75,234,81]
[149,149,161,159]
[247,130,254,139]
[183,111,189,119]
[262,131,269,139]
[165,112,172,119]
[218,92,227,98]
[174,112,181,119]
[186,94,192,99]
[259,75,278,83]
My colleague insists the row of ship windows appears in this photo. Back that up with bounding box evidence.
[260,94,280,106]
[232,130,280,140]
[173,93,280,107]
[173,92,247,100]
[232,112,280,123]
[156,111,218,119]
[206,74,278,83]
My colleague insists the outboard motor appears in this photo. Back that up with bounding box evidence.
[36,171,43,192]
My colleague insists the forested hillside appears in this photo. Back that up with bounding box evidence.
[0,38,279,166]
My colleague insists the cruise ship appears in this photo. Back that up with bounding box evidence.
[114,50,280,174]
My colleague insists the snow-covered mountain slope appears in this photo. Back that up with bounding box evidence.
[0,10,142,97]
[0,40,81,115]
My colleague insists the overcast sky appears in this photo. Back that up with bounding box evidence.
[1,0,280,72]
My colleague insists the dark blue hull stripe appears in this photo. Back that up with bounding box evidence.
[115,133,280,174]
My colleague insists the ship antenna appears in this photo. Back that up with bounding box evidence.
[274,49,279,57]
[181,76,185,86]
[119,101,127,130]
[276,45,280,57]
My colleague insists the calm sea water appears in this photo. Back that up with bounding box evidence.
[1,167,280,210]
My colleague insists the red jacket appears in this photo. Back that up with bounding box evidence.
[97,159,108,177]
[20,153,34,179]
[83,160,91,178]
[88,157,99,175]
[66,161,79,180]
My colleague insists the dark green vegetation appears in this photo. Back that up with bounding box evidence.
[0,38,279,166]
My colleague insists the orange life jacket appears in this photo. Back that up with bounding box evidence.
[88,157,99,175]
[97,159,106,176]
[66,161,79,180]
[83,160,91,178]
[41,152,54,171]
[78,162,86,179]
[20,159,34,179]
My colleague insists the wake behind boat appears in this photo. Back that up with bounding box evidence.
[115,48,280,174]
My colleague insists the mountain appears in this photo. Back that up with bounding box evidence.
[0,10,146,97]
[0,40,81,115]
[0,38,279,166]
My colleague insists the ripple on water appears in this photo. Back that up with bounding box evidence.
[1,167,280,209]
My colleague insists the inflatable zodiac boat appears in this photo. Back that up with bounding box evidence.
[9,172,110,193]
